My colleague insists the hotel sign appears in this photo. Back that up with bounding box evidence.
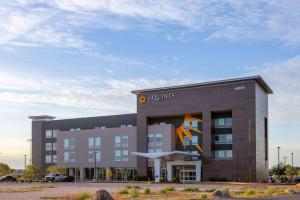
[139,92,176,104]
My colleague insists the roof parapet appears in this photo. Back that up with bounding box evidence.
[29,115,56,121]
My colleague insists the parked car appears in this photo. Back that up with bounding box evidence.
[44,173,63,182]
[0,175,17,182]
[293,176,300,183]
[56,175,74,182]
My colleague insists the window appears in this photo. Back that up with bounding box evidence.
[160,122,166,125]
[69,138,75,149]
[64,138,69,149]
[88,137,94,148]
[226,150,233,159]
[64,152,69,162]
[192,151,199,160]
[69,151,76,162]
[225,118,232,127]
[115,136,121,147]
[192,136,198,145]
[46,130,52,138]
[120,125,126,128]
[155,134,162,146]
[214,118,225,128]
[184,136,190,145]
[95,137,101,148]
[45,143,52,151]
[122,150,128,161]
[191,121,198,129]
[94,127,100,129]
[70,128,75,131]
[184,121,190,130]
[215,135,226,144]
[148,149,154,153]
[156,148,162,153]
[127,124,133,127]
[122,136,128,147]
[100,126,106,129]
[115,150,121,161]
[75,128,81,131]
[214,150,232,160]
[45,155,52,163]
[52,143,57,151]
[52,130,59,138]
[226,134,232,144]
[96,151,101,161]
[148,134,154,146]
[53,155,57,163]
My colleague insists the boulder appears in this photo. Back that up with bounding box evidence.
[222,190,231,198]
[212,190,223,198]
[95,190,113,200]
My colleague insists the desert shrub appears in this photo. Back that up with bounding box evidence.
[221,186,230,192]
[183,186,199,192]
[203,187,216,193]
[118,187,129,194]
[144,187,150,194]
[129,188,139,198]
[264,187,277,195]
[160,186,175,193]
[200,193,208,199]
[132,185,141,189]
[75,192,92,200]
[244,188,256,196]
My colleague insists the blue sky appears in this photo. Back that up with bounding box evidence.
[0,0,299,169]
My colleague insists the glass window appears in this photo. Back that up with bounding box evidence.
[148,134,154,146]
[215,150,225,159]
[94,127,100,129]
[155,134,162,146]
[184,136,190,145]
[88,137,94,148]
[69,138,75,149]
[192,151,199,160]
[64,152,69,162]
[45,155,52,163]
[53,155,57,163]
[115,136,121,147]
[100,126,106,129]
[226,150,233,159]
[127,124,133,127]
[184,121,190,130]
[46,130,52,138]
[64,139,69,149]
[120,125,126,128]
[148,149,154,153]
[214,118,225,127]
[215,134,226,144]
[156,148,162,153]
[115,150,121,161]
[192,136,198,145]
[75,128,81,131]
[69,151,76,162]
[225,118,232,127]
[95,137,101,148]
[45,143,52,151]
[122,136,128,147]
[191,121,198,129]
[96,151,101,162]
[226,134,232,144]
[52,130,59,138]
[52,142,57,151]
[70,128,75,131]
[122,150,128,161]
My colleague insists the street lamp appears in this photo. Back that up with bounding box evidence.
[24,154,28,171]
[277,147,280,167]
[283,156,288,166]
[291,153,294,167]
[93,151,97,182]
[27,139,32,164]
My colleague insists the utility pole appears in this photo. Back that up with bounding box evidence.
[283,156,288,166]
[277,147,280,167]
[291,153,294,167]
[24,154,28,171]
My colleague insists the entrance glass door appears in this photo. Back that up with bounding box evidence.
[180,169,196,182]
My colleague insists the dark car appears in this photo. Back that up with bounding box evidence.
[44,173,62,182]
[0,175,17,182]
[294,176,300,183]
[58,175,74,182]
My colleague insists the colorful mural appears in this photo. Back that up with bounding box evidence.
[176,115,203,153]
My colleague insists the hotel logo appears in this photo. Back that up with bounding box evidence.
[139,93,176,104]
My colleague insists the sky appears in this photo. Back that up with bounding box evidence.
[0,0,299,169]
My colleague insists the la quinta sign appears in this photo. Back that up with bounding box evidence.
[139,92,176,104]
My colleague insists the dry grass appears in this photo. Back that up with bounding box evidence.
[0,185,54,193]
[230,186,295,198]
[41,192,93,200]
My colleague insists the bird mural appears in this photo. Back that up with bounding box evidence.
[176,115,203,153]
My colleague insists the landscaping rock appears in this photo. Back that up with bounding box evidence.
[95,190,113,200]
[212,190,223,198]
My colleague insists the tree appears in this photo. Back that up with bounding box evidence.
[0,163,10,176]
[284,165,297,181]
[270,163,285,177]
[22,165,40,180]
[46,165,66,175]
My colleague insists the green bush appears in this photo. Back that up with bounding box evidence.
[221,186,230,192]
[244,189,256,196]
[144,187,150,194]
[183,186,199,192]
[200,193,208,199]
[203,187,216,193]
[129,188,139,198]
[118,187,129,194]
[160,186,175,193]
[264,187,277,195]
[75,192,92,200]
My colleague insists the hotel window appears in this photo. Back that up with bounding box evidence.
[127,124,133,127]
[70,128,75,131]
[122,136,128,147]
[214,118,225,128]
[95,137,101,148]
[53,142,57,151]
[64,138,70,149]
[45,143,52,151]
[184,121,190,130]
[184,136,190,145]
[120,125,126,128]
[115,150,121,161]
[53,155,57,163]
[45,155,52,163]
[69,138,76,149]
[156,148,162,153]
[226,134,232,144]
[192,136,198,145]
[226,150,233,159]
[100,126,106,129]
[45,130,52,138]
[52,130,59,138]
[88,137,94,148]
[155,134,162,146]
[115,136,121,147]
[122,150,128,161]
[69,151,76,162]
[148,149,154,153]
[148,134,154,146]
[225,118,232,127]
[64,152,69,162]
[215,135,226,144]
[191,121,198,129]
[192,151,199,160]
[75,128,81,131]
[214,150,232,160]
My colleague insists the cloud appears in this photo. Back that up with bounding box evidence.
[248,54,300,124]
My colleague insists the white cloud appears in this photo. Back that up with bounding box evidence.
[248,54,300,124]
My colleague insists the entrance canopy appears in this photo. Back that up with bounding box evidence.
[132,151,200,160]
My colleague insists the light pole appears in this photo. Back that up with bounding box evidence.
[277,147,280,167]
[93,151,97,182]
[24,154,28,171]
[27,139,32,164]
[283,156,288,166]
[291,153,294,167]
